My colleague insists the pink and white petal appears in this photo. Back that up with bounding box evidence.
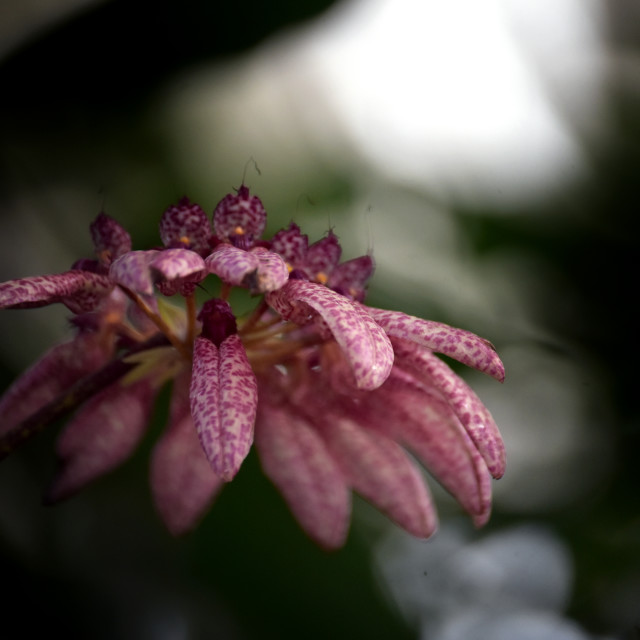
[150,372,223,535]
[149,248,206,282]
[270,222,308,265]
[366,307,505,382]
[0,332,113,436]
[365,376,492,527]
[318,414,437,538]
[0,271,113,312]
[190,335,257,481]
[204,244,260,288]
[109,250,159,295]
[251,247,290,292]
[304,231,341,277]
[213,186,267,243]
[159,198,212,255]
[269,280,393,390]
[47,379,156,502]
[393,337,506,478]
[90,212,132,263]
[255,401,351,549]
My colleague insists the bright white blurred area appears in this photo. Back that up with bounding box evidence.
[163,0,606,209]
[374,523,613,640]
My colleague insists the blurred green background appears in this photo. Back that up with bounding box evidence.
[0,1,638,638]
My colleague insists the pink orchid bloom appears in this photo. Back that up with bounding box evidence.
[0,186,505,548]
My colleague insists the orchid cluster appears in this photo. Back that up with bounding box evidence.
[0,187,505,549]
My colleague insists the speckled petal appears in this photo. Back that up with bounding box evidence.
[46,379,156,502]
[393,337,506,478]
[159,197,212,255]
[90,212,132,264]
[365,373,493,527]
[316,412,437,538]
[251,247,290,293]
[366,306,505,382]
[205,244,259,288]
[109,250,159,295]
[268,280,393,390]
[327,255,374,301]
[256,400,351,549]
[304,231,341,278]
[213,185,266,245]
[150,371,223,535]
[0,271,114,313]
[149,248,206,282]
[190,335,258,481]
[270,222,308,265]
[0,333,113,436]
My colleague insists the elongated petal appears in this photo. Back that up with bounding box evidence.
[364,373,493,527]
[47,379,156,502]
[0,271,113,313]
[0,333,112,436]
[90,212,132,263]
[316,412,437,537]
[366,306,505,382]
[393,337,506,478]
[256,400,350,549]
[109,250,159,295]
[190,335,257,481]
[150,372,223,535]
[268,280,393,390]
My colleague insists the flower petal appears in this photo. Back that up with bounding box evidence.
[304,231,341,278]
[251,247,289,292]
[46,379,156,502]
[315,411,437,538]
[270,222,308,265]
[109,250,159,295]
[213,185,266,246]
[90,212,132,263]
[0,271,114,313]
[366,306,505,382]
[190,335,257,481]
[256,399,351,549]
[159,197,212,255]
[205,244,259,287]
[364,371,493,527]
[268,280,394,390]
[0,332,113,436]
[327,255,374,301]
[393,337,506,478]
[150,372,223,535]
[149,248,206,282]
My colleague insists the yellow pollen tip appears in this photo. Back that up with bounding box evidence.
[316,272,329,285]
[286,264,293,273]
[179,235,190,245]
[234,226,245,235]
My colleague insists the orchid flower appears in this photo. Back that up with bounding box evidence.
[0,186,505,549]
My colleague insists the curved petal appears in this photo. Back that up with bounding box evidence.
[251,247,290,292]
[0,271,114,313]
[0,332,113,436]
[190,335,257,481]
[268,280,394,390]
[366,306,505,382]
[46,379,156,502]
[255,400,350,549]
[149,248,206,282]
[205,244,259,287]
[393,337,506,478]
[315,411,437,538]
[109,250,159,295]
[150,372,223,535]
[362,372,493,527]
